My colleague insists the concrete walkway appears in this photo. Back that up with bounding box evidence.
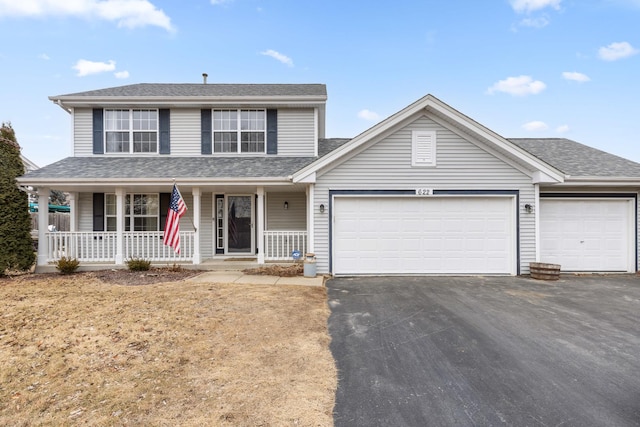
[186,270,325,286]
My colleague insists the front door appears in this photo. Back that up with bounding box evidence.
[227,195,254,254]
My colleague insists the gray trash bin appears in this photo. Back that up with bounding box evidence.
[303,253,317,278]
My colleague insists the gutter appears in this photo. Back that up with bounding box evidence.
[54,100,72,114]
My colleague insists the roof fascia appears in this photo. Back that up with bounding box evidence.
[549,177,640,187]
[49,95,327,109]
[17,176,293,187]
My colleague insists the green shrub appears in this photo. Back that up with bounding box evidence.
[56,257,80,274]
[0,123,36,273]
[126,258,151,271]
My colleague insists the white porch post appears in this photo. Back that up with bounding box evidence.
[115,187,125,265]
[534,183,540,262]
[192,187,201,264]
[256,187,265,264]
[307,184,315,253]
[68,192,78,231]
[36,187,49,266]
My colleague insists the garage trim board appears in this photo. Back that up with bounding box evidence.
[329,190,519,276]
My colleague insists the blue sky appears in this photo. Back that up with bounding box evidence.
[1,0,639,167]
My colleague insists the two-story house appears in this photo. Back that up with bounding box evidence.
[19,81,640,275]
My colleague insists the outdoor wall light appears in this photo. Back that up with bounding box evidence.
[284,201,289,210]
[319,204,325,213]
[524,203,533,214]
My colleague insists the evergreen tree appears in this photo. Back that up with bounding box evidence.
[0,123,36,273]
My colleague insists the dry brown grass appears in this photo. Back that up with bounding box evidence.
[0,273,336,426]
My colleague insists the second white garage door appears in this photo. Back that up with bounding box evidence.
[540,198,634,272]
[333,196,516,275]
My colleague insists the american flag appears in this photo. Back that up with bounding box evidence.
[163,184,187,254]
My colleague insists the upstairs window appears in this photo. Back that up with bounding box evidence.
[213,109,266,153]
[105,109,158,153]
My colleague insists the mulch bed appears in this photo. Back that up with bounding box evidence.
[1,264,305,286]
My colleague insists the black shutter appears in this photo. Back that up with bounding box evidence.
[201,109,212,154]
[93,193,104,231]
[93,109,104,154]
[266,109,277,154]
[159,192,170,231]
[159,109,170,154]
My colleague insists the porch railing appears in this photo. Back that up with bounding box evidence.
[45,231,194,263]
[264,230,307,261]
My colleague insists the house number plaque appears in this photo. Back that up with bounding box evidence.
[415,188,433,196]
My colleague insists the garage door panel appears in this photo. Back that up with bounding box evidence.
[334,196,515,275]
[540,199,632,272]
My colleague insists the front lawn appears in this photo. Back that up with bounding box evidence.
[0,272,336,426]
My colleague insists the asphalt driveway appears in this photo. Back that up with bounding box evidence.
[327,275,640,426]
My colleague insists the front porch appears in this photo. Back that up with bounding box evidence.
[42,230,308,266]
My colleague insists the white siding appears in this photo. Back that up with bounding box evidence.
[314,115,536,274]
[277,108,316,156]
[266,192,306,230]
[171,109,201,156]
[74,109,93,157]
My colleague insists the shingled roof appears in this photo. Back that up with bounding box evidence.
[509,138,640,177]
[19,139,351,181]
[51,83,327,99]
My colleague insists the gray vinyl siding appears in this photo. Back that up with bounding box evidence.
[171,109,201,156]
[277,108,316,156]
[74,109,93,157]
[78,192,93,231]
[200,192,213,259]
[74,108,316,157]
[313,115,536,275]
[266,192,307,230]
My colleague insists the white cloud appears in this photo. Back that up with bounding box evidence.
[598,41,639,61]
[114,70,130,79]
[260,49,294,67]
[510,0,562,13]
[562,71,590,82]
[73,59,116,77]
[517,16,550,28]
[38,53,50,60]
[357,109,380,121]
[486,75,546,96]
[210,0,233,4]
[523,121,549,131]
[556,124,570,133]
[0,0,174,32]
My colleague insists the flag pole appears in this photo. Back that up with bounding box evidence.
[173,180,197,232]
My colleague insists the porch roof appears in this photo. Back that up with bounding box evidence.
[18,138,352,186]
[18,156,316,182]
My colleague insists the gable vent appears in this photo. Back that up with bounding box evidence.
[412,130,436,166]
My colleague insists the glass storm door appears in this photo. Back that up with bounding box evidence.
[227,195,254,254]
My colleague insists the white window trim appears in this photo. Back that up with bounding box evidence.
[105,193,160,231]
[104,108,159,154]
[411,130,436,167]
[213,109,266,154]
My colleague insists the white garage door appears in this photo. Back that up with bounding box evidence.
[540,198,634,272]
[333,196,515,275]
